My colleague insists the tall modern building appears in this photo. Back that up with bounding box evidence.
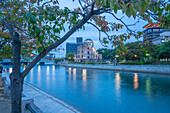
[143,23,170,44]
[66,37,83,54]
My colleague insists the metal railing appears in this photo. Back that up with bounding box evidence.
[26,104,37,113]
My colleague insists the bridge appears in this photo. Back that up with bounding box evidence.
[0,59,55,65]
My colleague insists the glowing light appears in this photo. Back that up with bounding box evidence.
[38,65,41,85]
[68,68,72,75]
[30,54,34,57]
[115,55,119,58]
[9,68,12,74]
[23,66,26,71]
[73,68,76,80]
[145,77,151,98]
[82,69,87,81]
[52,65,55,75]
[133,73,139,90]
[52,65,56,84]
[115,73,121,90]
[30,68,33,83]
[115,73,121,102]
[46,66,50,87]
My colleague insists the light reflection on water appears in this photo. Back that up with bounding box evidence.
[30,68,33,83]
[46,66,50,87]
[115,73,121,98]
[37,65,41,85]
[145,77,151,99]
[3,65,170,113]
[133,73,139,90]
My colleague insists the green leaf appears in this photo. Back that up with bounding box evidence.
[114,4,118,13]
[126,7,131,17]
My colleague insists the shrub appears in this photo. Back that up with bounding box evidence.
[54,58,62,63]
[119,61,149,65]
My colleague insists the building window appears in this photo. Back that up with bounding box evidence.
[82,51,83,53]
[160,29,165,31]
[153,29,159,32]
[88,56,90,59]
[88,51,90,54]
[78,55,80,58]
[82,55,83,58]
[78,50,79,53]
[148,29,152,33]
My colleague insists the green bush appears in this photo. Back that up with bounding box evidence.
[119,61,149,65]
[86,62,95,64]
[152,61,170,65]
[54,58,62,63]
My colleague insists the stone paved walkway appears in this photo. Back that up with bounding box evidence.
[2,72,81,113]
[23,82,81,113]
[0,72,10,113]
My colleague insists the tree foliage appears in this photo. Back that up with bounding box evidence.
[156,41,170,59]
[97,48,118,59]
[121,41,157,61]
[54,58,62,63]
[0,0,169,112]
[66,52,74,61]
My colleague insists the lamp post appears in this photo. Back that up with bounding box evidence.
[115,55,119,65]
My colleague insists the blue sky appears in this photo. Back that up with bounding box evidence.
[53,0,148,58]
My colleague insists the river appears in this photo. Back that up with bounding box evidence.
[4,65,170,113]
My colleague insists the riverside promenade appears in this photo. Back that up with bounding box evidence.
[65,64,170,75]
[1,72,81,113]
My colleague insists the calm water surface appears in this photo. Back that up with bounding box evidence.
[4,65,170,113]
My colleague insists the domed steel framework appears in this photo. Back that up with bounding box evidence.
[84,39,94,47]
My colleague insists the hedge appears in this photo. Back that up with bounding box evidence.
[119,62,149,65]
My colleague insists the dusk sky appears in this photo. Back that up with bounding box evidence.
[53,0,148,58]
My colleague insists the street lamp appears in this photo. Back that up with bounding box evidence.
[115,55,119,58]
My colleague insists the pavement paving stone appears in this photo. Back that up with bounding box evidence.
[23,82,81,113]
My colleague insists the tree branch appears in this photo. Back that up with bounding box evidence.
[87,22,110,47]
[106,12,136,33]
[69,11,85,16]
[2,20,14,38]
[21,10,94,78]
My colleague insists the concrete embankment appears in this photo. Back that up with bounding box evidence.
[2,72,81,113]
[65,64,170,75]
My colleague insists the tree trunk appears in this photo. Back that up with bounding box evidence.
[10,32,23,113]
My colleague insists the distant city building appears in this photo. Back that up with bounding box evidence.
[143,23,170,44]
[66,37,83,54]
[74,39,102,62]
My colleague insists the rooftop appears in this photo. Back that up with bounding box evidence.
[143,23,160,29]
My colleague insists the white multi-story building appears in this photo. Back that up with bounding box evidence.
[143,23,170,45]
[74,39,102,62]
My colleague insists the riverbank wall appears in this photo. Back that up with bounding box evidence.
[65,64,170,75]
[1,72,81,113]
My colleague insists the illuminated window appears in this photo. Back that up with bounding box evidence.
[153,29,159,32]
